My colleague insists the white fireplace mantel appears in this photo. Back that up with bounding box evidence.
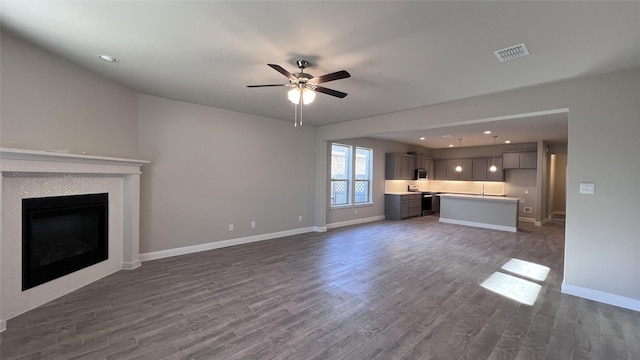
[0,147,149,332]
[0,147,149,174]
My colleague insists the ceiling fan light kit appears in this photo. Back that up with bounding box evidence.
[247,59,350,127]
[288,87,316,105]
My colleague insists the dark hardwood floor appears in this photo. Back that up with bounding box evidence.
[2,216,639,359]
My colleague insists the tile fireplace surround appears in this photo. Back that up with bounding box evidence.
[0,148,149,331]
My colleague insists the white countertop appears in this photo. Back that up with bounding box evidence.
[438,193,522,202]
[385,192,424,196]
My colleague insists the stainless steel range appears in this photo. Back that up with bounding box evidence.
[408,185,434,216]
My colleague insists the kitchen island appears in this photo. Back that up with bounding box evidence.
[439,193,521,232]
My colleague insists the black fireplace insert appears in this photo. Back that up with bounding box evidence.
[22,193,108,290]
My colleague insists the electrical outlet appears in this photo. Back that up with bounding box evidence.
[298,215,303,222]
[524,189,529,194]
[229,223,234,231]
[251,221,256,228]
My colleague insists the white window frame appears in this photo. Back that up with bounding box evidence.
[354,147,373,204]
[330,143,373,208]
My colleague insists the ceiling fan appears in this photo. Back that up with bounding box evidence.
[247,60,350,126]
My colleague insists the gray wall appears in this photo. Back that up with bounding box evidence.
[0,30,138,158]
[315,67,640,304]
[504,169,537,218]
[137,94,316,253]
[4,29,640,310]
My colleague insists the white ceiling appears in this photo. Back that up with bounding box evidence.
[2,1,639,147]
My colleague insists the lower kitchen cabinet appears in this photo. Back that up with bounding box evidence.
[385,194,422,220]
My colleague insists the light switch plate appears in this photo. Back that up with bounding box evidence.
[580,182,595,194]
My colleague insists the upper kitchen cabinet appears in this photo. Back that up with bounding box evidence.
[446,159,473,181]
[503,151,537,169]
[519,152,537,168]
[408,152,434,179]
[502,153,520,169]
[385,153,416,180]
[473,158,504,181]
[434,159,447,180]
[472,158,488,181]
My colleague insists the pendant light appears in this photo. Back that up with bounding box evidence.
[455,139,463,173]
[489,135,498,172]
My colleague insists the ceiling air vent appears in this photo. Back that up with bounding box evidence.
[494,43,530,62]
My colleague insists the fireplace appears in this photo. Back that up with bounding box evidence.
[22,193,109,290]
[1,148,147,331]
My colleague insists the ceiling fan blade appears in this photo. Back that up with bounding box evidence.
[314,86,348,98]
[246,84,287,88]
[312,70,351,84]
[268,64,297,81]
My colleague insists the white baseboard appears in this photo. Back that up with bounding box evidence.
[326,215,385,230]
[518,217,543,226]
[439,217,517,233]
[139,226,316,262]
[121,260,141,270]
[562,282,640,312]
[313,226,327,232]
[1,319,6,332]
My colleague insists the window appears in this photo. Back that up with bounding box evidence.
[330,144,373,206]
[330,144,350,206]
[355,147,372,203]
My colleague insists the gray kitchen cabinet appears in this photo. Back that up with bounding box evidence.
[385,194,422,220]
[472,158,488,181]
[502,151,537,169]
[520,151,537,168]
[447,159,473,181]
[502,152,520,169]
[408,152,434,179]
[434,159,447,180]
[473,157,504,181]
[385,153,416,180]
[427,159,435,179]
[486,157,504,181]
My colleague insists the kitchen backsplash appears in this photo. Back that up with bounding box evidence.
[385,180,506,195]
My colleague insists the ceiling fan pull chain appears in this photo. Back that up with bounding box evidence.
[299,86,304,126]
[294,103,298,127]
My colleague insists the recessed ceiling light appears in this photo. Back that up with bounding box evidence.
[505,140,511,144]
[441,135,452,138]
[419,137,426,140]
[98,54,118,63]
[448,144,454,147]
[484,131,492,134]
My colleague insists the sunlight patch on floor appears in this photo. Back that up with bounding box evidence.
[500,258,550,281]
[481,272,542,305]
